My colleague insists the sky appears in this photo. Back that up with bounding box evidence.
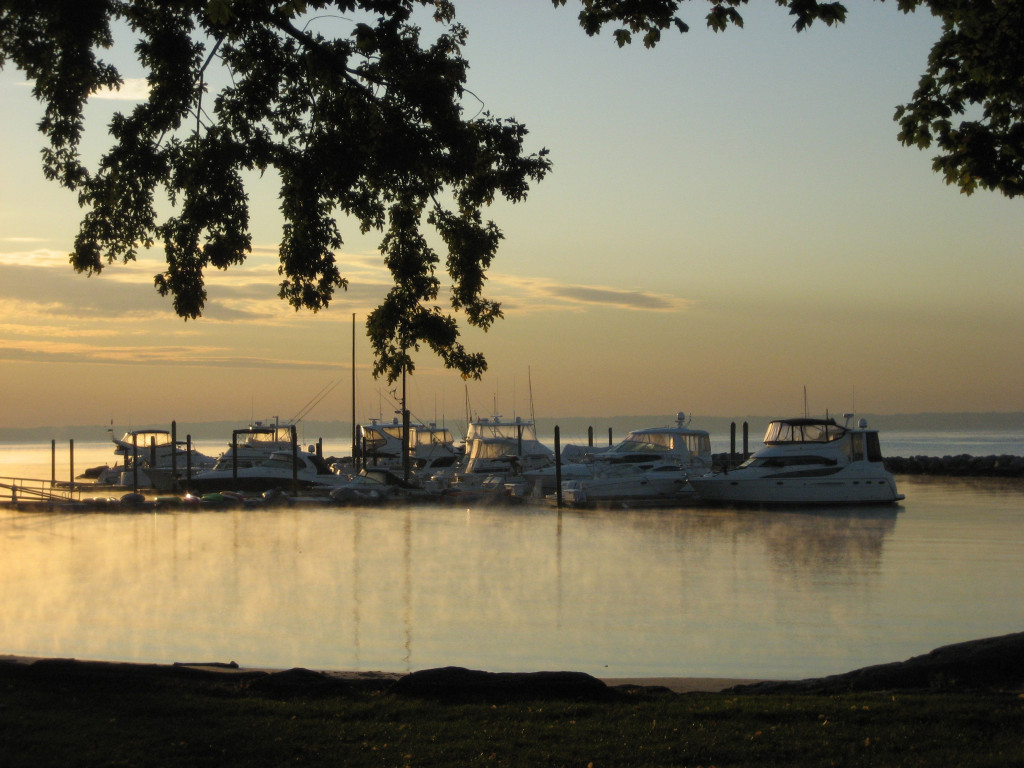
[1,1,1022,432]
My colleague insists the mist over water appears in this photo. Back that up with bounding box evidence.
[2,473,1022,680]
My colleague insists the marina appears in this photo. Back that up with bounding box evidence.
[6,413,1023,512]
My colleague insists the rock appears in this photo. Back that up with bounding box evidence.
[389,666,611,701]
[727,631,1024,694]
[884,454,1024,477]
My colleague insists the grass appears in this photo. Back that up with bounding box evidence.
[1,664,1022,767]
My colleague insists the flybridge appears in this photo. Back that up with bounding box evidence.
[764,418,849,445]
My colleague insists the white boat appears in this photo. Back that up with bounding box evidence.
[189,450,350,494]
[552,413,712,507]
[358,418,462,475]
[94,429,216,489]
[687,415,904,506]
[433,416,554,498]
[223,423,299,462]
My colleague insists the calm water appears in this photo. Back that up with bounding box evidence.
[2,463,1022,680]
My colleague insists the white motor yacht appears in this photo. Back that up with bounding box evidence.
[434,416,553,498]
[95,428,216,488]
[189,450,349,494]
[688,415,904,506]
[358,418,462,476]
[552,413,712,507]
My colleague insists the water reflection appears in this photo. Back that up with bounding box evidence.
[1,482,1021,681]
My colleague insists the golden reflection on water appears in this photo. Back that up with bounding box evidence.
[0,502,911,678]
[2,478,1022,679]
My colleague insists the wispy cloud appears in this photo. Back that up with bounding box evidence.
[0,336,354,372]
[491,274,692,313]
[91,77,150,101]
[0,243,693,343]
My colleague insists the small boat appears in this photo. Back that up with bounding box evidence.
[551,413,712,507]
[687,415,904,506]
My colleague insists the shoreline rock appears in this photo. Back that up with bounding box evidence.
[726,631,1024,695]
[883,454,1024,477]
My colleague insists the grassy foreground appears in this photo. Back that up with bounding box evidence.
[1,662,1022,767]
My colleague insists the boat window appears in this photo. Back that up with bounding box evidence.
[850,433,865,462]
[866,432,884,462]
[746,456,838,468]
[610,432,673,453]
[764,420,846,444]
[261,454,302,470]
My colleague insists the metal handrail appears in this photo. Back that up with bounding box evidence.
[0,476,84,504]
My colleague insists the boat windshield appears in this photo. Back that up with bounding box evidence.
[466,418,538,442]
[763,419,846,444]
[410,427,454,449]
[467,439,519,461]
[608,431,711,456]
[359,422,405,451]
[118,431,173,447]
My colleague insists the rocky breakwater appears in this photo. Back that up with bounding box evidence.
[712,452,1024,477]
[884,454,1024,477]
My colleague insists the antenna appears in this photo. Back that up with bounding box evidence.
[528,367,537,426]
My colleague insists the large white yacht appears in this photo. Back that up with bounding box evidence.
[688,415,904,506]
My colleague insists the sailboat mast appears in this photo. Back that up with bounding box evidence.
[351,313,357,464]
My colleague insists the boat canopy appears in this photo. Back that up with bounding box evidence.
[467,438,521,463]
[116,430,173,447]
[764,418,846,445]
[360,422,404,453]
[409,426,455,449]
[465,417,538,442]
[608,429,711,456]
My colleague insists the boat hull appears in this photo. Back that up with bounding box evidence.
[688,469,903,506]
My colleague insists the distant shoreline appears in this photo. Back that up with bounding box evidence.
[3,411,1024,444]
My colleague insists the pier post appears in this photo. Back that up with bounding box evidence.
[730,422,737,467]
[554,426,563,509]
[186,435,192,495]
[743,422,749,458]
[132,437,139,493]
[171,421,177,485]
[608,427,613,446]
[51,439,55,484]
[291,424,299,494]
[69,439,75,496]
[588,426,593,447]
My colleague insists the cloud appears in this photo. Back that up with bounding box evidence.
[490,274,692,313]
[0,336,351,372]
[91,78,150,101]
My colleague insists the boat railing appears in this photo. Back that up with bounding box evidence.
[0,475,86,504]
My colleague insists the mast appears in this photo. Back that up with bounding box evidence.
[351,313,357,466]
